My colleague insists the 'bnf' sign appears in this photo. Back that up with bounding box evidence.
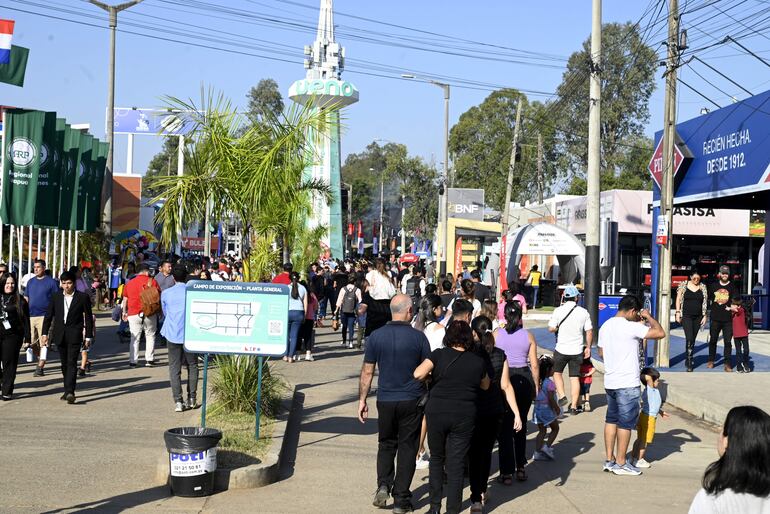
[447,188,485,221]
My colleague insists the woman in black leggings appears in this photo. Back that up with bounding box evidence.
[675,269,707,372]
[0,273,30,400]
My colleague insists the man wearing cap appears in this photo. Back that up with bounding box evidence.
[707,265,738,371]
[548,285,593,414]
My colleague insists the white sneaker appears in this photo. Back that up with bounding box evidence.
[347,342,353,349]
[634,458,651,468]
[541,445,555,460]
[612,462,642,476]
[174,401,184,412]
[603,460,617,472]
[533,450,549,461]
[305,352,314,362]
[415,451,430,470]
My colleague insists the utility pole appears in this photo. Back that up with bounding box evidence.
[499,100,522,294]
[537,132,544,204]
[89,0,144,237]
[655,0,680,368]
[440,83,450,275]
[585,0,602,344]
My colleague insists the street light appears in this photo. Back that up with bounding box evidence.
[401,74,450,275]
[88,0,144,236]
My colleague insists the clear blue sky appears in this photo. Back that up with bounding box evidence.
[2,0,769,184]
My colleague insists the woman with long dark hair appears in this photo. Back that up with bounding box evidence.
[0,273,30,400]
[468,316,522,512]
[689,405,770,512]
[675,269,708,372]
[285,271,307,363]
[414,321,491,514]
[414,294,445,350]
[447,279,481,320]
[493,301,540,484]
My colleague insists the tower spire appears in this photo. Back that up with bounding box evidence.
[305,0,344,79]
[316,0,335,43]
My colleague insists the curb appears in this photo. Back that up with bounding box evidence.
[155,386,303,491]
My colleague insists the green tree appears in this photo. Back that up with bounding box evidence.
[246,78,284,123]
[565,135,654,194]
[142,136,188,198]
[383,144,438,237]
[449,90,557,210]
[554,22,657,184]
[151,88,334,281]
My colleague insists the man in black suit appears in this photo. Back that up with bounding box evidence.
[42,271,94,404]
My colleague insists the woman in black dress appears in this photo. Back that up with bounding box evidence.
[675,269,708,372]
[0,273,30,400]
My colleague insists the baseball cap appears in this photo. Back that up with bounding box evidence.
[563,285,580,298]
[719,265,730,274]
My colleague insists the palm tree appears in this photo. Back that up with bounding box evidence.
[150,88,335,280]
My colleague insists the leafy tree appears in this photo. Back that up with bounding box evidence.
[554,22,657,184]
[246,78,284,123]
[142,136,187,198]
[151,88,334,281]
[383,144,438,237]
[449,90,557,210]
[564,135,654,194]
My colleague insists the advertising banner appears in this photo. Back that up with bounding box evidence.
[112,174,142,234]
[73,132,93,230]
[112,108,194,136]
[651,88,770,203]
[33,113,61,228]
[1,109,44,226]
[84,141,107,232]
[183,281,289,356]
[59,124,83,230]
[448,188,485,221]
[454,237,463,278]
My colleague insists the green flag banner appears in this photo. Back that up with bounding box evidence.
[86,141,108,232]
[58,124,82,230]
[74,132,94,231]
[0,45,29,87]
[33,112,61,227]
[1,109,44,226]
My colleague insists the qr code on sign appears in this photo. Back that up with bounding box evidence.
[268,320,283,336]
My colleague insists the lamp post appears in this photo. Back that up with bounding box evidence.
[401,74,450,275]
[88,0,144,236]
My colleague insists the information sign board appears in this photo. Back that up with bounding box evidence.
[183,281,289,356]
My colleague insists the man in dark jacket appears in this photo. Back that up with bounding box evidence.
[42,271,94,404]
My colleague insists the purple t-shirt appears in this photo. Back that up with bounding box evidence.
[496,327,531,368]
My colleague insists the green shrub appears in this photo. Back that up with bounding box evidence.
[209,355,286,417]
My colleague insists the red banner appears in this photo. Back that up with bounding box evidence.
[454,237,463,278]
[499,234,507,292]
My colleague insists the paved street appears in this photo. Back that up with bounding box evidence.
[0,316,725,513]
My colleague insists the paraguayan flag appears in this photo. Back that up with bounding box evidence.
[0,19,14,65]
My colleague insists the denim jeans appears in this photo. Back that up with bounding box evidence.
[605,387,641,430]
[341,312,356,345]
[318,296,329,318]
[287,310,305,356]
[532,286,540,308]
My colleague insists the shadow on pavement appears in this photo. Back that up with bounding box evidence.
[40,485,171,514]
[647,428,702,462]
[300,415,379,436]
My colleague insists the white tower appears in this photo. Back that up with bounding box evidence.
[289,0,359,259]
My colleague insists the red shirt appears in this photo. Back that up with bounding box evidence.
[732,306,749,338]
[123,275,161,316]
[579,362,594,385]
[272,272,291,285]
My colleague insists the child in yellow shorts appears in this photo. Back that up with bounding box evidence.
[631,367,669,469]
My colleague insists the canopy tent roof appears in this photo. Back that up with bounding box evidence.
[505,223,586,284]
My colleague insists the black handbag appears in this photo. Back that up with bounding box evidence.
[417,350,463,410]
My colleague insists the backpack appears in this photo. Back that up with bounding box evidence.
[406,276,421,298]
[139,278,161,317]
[341,286,358,314]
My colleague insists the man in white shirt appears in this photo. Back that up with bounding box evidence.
[598,295,665,477]
[548,285,592,414]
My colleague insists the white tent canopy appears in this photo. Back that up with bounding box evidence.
[505,222,586,284]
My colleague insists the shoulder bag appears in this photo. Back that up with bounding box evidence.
[554,303,578,342]
[416,350,464,410]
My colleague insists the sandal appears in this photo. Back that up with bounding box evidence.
[516,468,528,481]
[496,474,513,486]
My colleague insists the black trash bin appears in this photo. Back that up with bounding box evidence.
[164,427,222,497]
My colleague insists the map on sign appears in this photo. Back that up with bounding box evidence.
[189,300,261,336]
[183,281,289,356]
